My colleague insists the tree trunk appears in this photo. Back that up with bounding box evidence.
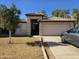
[9,30,11,43]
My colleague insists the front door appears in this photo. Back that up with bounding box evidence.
[31,20,39,35]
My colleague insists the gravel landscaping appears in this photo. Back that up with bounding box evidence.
[0,37,44,59]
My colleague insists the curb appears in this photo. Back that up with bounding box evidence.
[40,37,48,59]
[49,47,58,59]
[42,37,57,59]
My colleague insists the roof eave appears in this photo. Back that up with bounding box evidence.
[25,13,44,16]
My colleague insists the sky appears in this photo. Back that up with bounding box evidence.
[0,0,79,19]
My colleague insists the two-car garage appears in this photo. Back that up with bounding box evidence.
[39,21,74,36]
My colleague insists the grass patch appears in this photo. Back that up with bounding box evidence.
[0,37,44,59]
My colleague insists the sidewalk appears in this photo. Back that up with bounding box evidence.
[43,36,79,59]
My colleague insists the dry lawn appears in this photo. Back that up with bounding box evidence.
[0,37,44,59]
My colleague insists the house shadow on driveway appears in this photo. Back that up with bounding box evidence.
[26,41,69,47]
[2,41,69,48]
[42,42,69,47]
[0,37,68,47]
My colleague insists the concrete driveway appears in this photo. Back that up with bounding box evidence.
[43,36,79,59]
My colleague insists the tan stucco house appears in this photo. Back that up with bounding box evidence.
[15,13,76,36]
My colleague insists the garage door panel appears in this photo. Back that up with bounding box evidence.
[41,22,70,35]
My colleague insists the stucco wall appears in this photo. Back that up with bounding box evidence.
[26,18,31,36]
[39,22,74,36]
[15,23,27,35]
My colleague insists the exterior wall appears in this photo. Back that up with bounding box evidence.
[15,23,27,35]
[39,22,74,36]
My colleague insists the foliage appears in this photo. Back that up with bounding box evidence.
[0,4,21,43]
[0,4,21,31]
[38,10,47,16]
[72,9,79,25]
[52,9,60,17]
[52,9,69,18]
[0,4,7,12]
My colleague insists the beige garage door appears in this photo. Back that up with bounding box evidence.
[40,22,71,35]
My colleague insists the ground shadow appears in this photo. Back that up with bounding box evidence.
[26,41,41,47]
[26,41,68,47]
[0,41,69,47]
[7,41,42,47]
[43,42,69,47]
[0,35,69,47]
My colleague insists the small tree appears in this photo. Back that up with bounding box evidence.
[72,9,79,25]
[38,10,47,16]
[0,4,21,43]
[52,9,69,18]
[59,9,69,18]
[52,9,60,17]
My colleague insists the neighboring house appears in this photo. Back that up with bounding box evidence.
[15,13,76,36]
